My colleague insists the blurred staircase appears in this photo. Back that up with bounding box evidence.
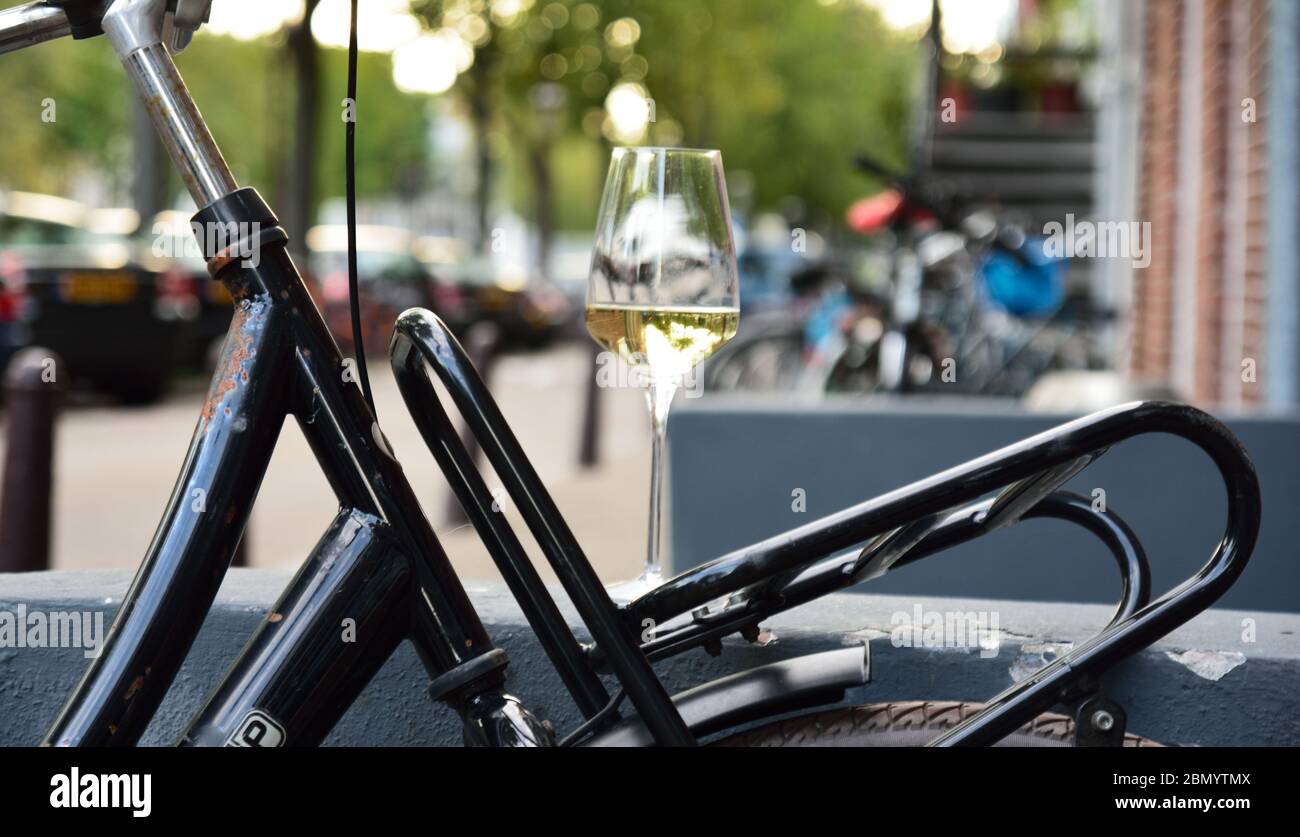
[927,110,1096,231]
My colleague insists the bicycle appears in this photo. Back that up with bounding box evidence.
[829,153,1097,396]
[703,157,1099,399]
[6,0,1261,747]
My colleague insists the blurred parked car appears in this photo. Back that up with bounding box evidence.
[434,254,573,348]
[308,225,469,356]
[0,192,196,403]
[0,249,27,377]
[548,237,594,331]
[148,209,232,371]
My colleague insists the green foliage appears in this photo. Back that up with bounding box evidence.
[0,34,129,195]
[176,35,281,194]
[0,21,428,207]
[179,36,432,204]
[0,0,916,231]
[314,48,433,201]
[625,0,915,221]
[417,0,916,230]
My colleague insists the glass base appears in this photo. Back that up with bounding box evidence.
[605,566,665,605]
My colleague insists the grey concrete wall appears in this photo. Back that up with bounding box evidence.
[669,397,1300,613]
[1,569,1297,746]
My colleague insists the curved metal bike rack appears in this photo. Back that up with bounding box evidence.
[391,308,1260,746]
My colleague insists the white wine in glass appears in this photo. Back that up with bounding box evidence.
[586,147,740,600]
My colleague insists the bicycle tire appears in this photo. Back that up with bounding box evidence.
[711,701,1162,747]
[703,325,804,392]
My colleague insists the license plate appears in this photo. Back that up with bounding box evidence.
[59,271,137,305]
[480,287,511,310]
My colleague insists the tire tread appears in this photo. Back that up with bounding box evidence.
[713,700,1160,747]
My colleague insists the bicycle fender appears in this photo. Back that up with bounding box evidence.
[584,644,869,747]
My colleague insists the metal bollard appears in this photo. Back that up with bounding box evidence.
[578,340,601,468]
[231,530,249,567]
[0,348,64,572]
[444,322,502,525]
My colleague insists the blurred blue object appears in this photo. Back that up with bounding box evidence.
[802,287,852,350]
[737,242,822,312]
[978,237,1065,317]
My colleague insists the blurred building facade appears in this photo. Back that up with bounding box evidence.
[1113,0,1298,409]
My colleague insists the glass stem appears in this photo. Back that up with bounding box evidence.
[644,377,678,583]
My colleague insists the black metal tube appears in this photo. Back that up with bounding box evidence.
[874,491,1151,626]
[260,256,494,675]
[391,309,695,745]
[45,190,511,747]
[194,189,498,680]
[929,408,1260,746]
[633,401,1254,629]
[181,510,411,747]
[394,350,612,719]
[1020,493,1151,624]
[45,291,292,746]
[444,321,500,525]
[633,490,1151,663]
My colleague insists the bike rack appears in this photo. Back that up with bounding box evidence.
[390,308,1261,746]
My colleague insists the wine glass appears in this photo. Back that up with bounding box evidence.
[586,147,740,600]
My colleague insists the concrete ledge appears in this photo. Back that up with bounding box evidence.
[2,569,1297,746]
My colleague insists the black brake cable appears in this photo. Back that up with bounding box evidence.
[556,688,627,747]
[346,0,375,416]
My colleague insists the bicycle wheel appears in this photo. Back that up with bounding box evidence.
[711,701,1161,747]
[702,326,804,392]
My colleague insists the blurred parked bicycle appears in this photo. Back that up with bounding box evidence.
[704,155,1113,398]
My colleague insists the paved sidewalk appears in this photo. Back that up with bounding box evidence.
[0,343,656,583]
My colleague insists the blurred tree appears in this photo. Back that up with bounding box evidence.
[624,0,915,227]
[411,0,916,264]
[0,0,913,248]
[0,20,427,221]
[311,48,431,205]
[181,37,430,213]
[281,0,323,259]
[410,0,627,260]
[0,34,130,197]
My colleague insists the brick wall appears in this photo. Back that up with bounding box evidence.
[1131,0,1181,386]
[1130,0,1271,406]
[1241,0,1271,406]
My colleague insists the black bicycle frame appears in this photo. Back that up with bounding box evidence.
[9,0,1262,748]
